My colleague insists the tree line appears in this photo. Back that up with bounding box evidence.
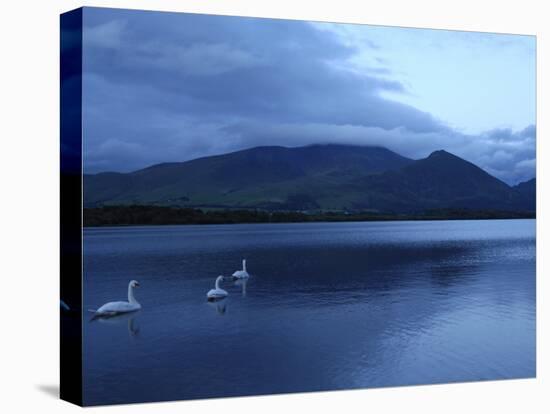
[83,205,535,227]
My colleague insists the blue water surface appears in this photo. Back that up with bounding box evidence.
[83,219,536,405]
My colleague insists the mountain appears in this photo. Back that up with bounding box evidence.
[349,150,522,211]
[513,178,536,211]
[84,144,413,209]
[84,144,535,213]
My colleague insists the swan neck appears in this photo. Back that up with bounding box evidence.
[242,259,247,272]
[215,276,222,290]
[128,284,139,305]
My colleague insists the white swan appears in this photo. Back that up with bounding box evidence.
[207,275,228,301]
[90,280,141,317]
[232,259,250,279]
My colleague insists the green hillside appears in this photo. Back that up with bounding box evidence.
[84,144,535,213]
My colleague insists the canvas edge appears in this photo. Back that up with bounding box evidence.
[60,6,84,407]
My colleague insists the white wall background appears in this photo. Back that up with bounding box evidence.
[0,0,547,412]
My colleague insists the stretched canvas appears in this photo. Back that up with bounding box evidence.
[60,6,536,406]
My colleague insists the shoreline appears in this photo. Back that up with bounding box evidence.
[83,206,535,228]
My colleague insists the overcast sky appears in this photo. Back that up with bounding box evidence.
[81,7,536,184]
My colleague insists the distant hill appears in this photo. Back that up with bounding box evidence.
[349,150,526,211]
[513,178,536,211]
[84,144,535,213]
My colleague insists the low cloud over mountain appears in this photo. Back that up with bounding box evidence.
[78,8,535,184]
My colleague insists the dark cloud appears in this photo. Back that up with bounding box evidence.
[82,8,535,184]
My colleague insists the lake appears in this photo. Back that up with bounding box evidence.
[82,219,536,405]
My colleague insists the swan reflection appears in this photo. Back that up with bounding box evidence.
[207,298,227,315]
[91,310,141,338]
[234,278,248,297]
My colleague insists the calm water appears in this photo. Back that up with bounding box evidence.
[82,219,536,406]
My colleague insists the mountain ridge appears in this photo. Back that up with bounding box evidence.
[84,144,535,213]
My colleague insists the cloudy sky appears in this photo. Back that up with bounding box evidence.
[82,7,536,184]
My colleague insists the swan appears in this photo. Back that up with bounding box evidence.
[232,259,250,279]
[90,280,141,317]
[207,275,228,301]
